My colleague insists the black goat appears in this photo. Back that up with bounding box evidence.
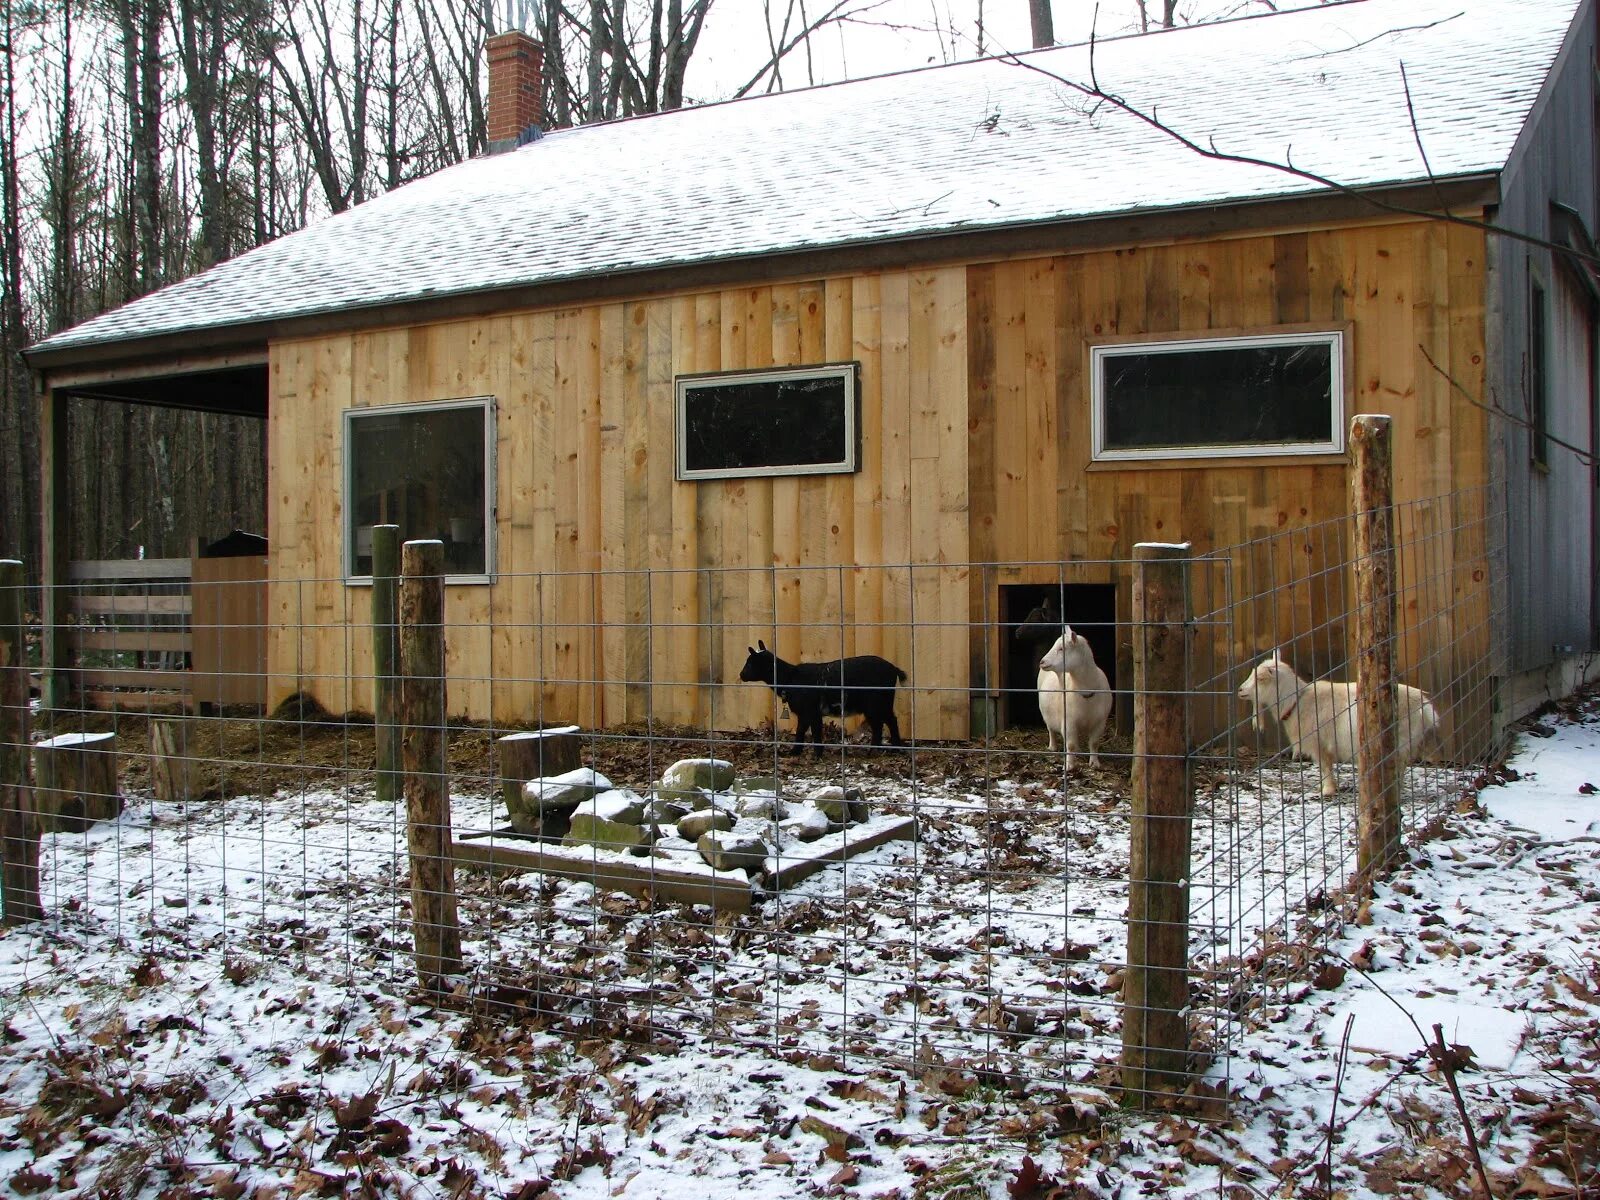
[1012,593,1061,648]
[738,640,907,751]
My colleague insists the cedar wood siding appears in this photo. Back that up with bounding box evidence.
[1490,0,1600,675]
[265,218,1490,741]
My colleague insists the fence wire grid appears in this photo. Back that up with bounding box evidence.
[0,484,1506,1111]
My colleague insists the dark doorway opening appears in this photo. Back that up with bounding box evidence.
[1000,583,1117,728]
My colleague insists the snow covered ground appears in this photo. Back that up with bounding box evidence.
[0,694,1595,1198]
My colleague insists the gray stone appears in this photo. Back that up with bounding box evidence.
[661,758,735,793]
[736,790,788,821]
[810,785,868,827]
[697,828,768,873]
[653,785,710,809]
[572,788,647,825]
[644,797,693,825]
[676,808,736,840]
[566,811,654,852]
[734,775,781,796]
[523,767,613,815]
[780,804,831,843]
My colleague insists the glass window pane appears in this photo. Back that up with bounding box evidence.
[348,404,488,577]
[680,369,853,477]
[1101,339,1335,452]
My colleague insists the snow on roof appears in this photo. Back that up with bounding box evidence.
[32,0,1581,359]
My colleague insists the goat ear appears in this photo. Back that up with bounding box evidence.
[747,646,756,657]
[758,639,768,652]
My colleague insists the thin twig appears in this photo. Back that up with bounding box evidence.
[1430,1022,1495,1199]
[996,44,1600,273]
[1321,1014,1355,1194]
[1399,62,1451,221]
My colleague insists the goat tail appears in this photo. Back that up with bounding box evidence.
[895,667,908,682]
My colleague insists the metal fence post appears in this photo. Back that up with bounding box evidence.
[1351,414,1402,884]
[0,560,41,924]
[372,525,401,805]
[1123,541,1193,1106]
[400,539,462,989]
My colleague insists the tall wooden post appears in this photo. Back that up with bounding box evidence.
[1123,541,1193,1106]
[0,560,41,924]
[400,540,461,989]
[38,381,72,712]
[1351,415,1402,883]
[371,525,401,805]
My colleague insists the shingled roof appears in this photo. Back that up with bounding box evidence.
[29,0,1582,362]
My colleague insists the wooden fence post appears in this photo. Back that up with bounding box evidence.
[149,717,193,804]
[1351,415,1402,883]
[400,540,462,990]
[1123,541,1193,1106]
[372,525,401,805]
[0,560,41,924]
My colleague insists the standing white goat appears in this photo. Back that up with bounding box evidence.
[1038,627,1114,771]
[1236,650,1440,798]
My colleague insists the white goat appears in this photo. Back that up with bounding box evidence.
[1038,627,1114,771]
[1236,651,1440,798]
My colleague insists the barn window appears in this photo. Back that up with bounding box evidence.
[675,363,859,480]
[344,397,496,582]
[1091,330,1345,461]
[1529,281,1550,469]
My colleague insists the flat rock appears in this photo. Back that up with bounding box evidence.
[697,826,769,873]
[644,797,693,825]
[736,790,788,821]
[566,811,654,853]
[676,808,736,840]
[810,785,868,826]
[780,804,831,843]
[662,758,735,793]
[734,775,780,795]
[572,788,648,825]
[653,784,710,808]
[524,767,613,815]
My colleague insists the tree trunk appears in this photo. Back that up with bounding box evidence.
[1028,0,1053,48]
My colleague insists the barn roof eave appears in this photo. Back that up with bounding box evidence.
[25,171,1503,380]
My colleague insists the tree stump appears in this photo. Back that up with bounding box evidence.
[498,726,582,837]
[149,718,193,804]
[32,732,121,833]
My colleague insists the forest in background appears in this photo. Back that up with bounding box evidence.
[0,0,1182,589]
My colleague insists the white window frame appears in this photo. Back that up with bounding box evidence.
[675,362,859,481]
[1090,329,1346,462]
[343,395,497,585]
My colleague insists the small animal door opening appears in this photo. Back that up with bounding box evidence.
[1000,583,1117,729]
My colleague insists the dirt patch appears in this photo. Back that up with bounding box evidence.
[35,707,1139,803]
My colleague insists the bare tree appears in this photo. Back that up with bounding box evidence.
[1028,0,1052,48]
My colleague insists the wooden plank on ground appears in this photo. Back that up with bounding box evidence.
[452,837,754,913]
[765,816,918,890]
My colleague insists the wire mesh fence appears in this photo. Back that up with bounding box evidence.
[0,482,1505,1111]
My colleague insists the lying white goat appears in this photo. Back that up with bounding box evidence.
[1236,651,1440,798]
[1038,627,1114,771]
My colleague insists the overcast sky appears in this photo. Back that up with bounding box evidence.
[685,0,1287,101]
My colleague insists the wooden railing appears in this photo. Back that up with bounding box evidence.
[62,556,267,710]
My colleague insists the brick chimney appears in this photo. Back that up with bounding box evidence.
[485,30,544,153]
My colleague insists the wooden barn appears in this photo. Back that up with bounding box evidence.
[25,0,1600,745]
